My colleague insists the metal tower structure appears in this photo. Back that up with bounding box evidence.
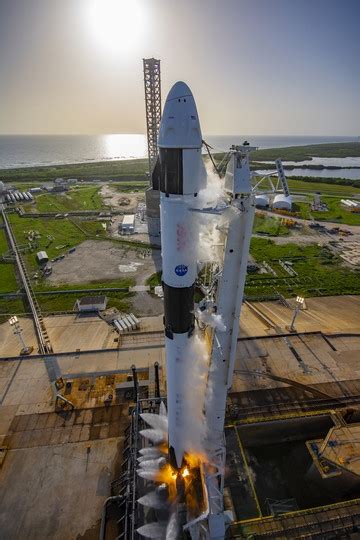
[143,58,161,176]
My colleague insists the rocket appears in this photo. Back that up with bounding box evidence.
[158,81,205,470]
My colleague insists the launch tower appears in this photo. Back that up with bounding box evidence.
[143,58,162,236]
[143,58,161,175]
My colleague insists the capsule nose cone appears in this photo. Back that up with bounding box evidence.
[158,81,202,149]
[166,81,193,101]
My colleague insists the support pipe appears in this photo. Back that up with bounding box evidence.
[99,495,125,540]
[154,361,160,398]
[131,364,138,403]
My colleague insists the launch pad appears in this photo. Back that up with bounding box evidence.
[110,374,360,539]
[1,327,360,538]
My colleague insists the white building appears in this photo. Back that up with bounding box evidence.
[255,194,269,208]
[0,181,5,193]
[120,214,135,234]
[36,251,49,264]
[75,295,108,312]
[273,194,292,211]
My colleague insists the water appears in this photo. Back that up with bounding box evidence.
[256,168,360,180]
[0,134,357,170]
[0,134,147,170]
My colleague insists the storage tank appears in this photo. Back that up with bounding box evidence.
[255,194,270,208]
[273,194,292,211]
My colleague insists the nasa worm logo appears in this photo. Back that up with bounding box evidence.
[175,264,188,276]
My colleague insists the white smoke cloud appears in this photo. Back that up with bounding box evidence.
[193,160,229,264]
[197,310,227,332]
[182,334,210,456]
[197,161,227,209]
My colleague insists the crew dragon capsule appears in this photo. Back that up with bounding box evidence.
[158,81,206,470]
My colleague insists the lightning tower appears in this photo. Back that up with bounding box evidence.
[143,58,161,175]
[143,58,162,236]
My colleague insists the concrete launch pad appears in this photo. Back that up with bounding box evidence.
[0,294,359,358]
[1,296,360,538]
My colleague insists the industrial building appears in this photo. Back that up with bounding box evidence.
[254,193,269,207]
[120,214,135,234]
[75,295,108,312]
[36,251,49,264]
[272,193,293,210]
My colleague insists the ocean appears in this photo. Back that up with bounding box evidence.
[0,134,358,170]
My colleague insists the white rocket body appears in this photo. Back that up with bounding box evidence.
[158,81,205,469]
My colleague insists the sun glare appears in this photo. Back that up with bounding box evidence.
[88,0,145,53]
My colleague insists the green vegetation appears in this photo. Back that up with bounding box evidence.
[256,174,360,197]
[255,171,360,188]
[253,214,290,236]
[293,197,360,226]
[0,227,9,254]
[34,277,135,292]
[34,277,135,313]
[287,178,360,196]
[11,181,44,190]
[250,142,360,162]
[113,182,148,192]
[34,186,105,212]
[0,262,18,294]
[0,158,148,183]
[0,297,26,323]
[146,271,162,287]
[35,290,133,314]
[8,214,106,271]
[252,172,360,197]
[0,228,18,293]
[246,238,360,298]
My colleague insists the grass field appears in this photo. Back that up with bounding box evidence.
[34,276,135,292]
[0,297,26,323]
[293,197,360,226]
[35,289,134,313]
[34,277,135,312]
[113,182,148,192]
[0,228,18,293]
[287,178,360,196]
[0,159,148,183]
[256,176,360,197]
[253,213,290,236]
[0,227,9,254]
[246,238,360,298]
[146,272,162,287]
[34,186,105,213]
[8,214,106,271]
[0,289,134,320]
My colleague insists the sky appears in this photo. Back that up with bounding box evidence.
[0,0,359,136]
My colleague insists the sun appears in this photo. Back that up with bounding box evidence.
[88,0,145,54]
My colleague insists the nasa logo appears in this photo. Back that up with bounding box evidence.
[175,264,188,277]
